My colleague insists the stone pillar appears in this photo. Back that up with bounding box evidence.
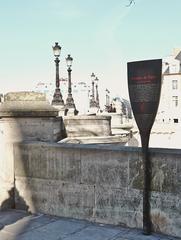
[0,91,63,209]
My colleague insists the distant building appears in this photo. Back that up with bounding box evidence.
[34,79,90,114]
[34,80,131,116]
[157,49,181,124]
[73,81,90,114]
[111,97,132,119]
[35,78,67,101]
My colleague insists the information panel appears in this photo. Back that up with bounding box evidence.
[128,59,162,133]
[127,59,162,235]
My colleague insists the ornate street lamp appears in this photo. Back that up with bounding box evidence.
[105,88,110,111]
[95,77,100,108]
[90,73,97,108]
[65,54,77,115]
[52,42,64,106]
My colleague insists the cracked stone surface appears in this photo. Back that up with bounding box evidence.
[0,210,180,240]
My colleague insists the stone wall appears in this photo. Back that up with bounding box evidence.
[63,115,112,137]
[13,143,181,237]
[0,91,64,209]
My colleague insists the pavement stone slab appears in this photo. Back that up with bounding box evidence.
[113,229,181,240]
[0,230,16,240]
[0,210,180,240]
[35,218,89,239]
[15,218,88,240]
[62,224,121,240]
[2,213,58,235]
[15,230,56,240]
[0,231,15,240]
[0,209,28,226]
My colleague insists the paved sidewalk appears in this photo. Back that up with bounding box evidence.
[0,210,180,240]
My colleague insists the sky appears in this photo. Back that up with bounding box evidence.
[1,0,181,103]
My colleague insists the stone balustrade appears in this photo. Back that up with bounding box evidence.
[13,143,181,238]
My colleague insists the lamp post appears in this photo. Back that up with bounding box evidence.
[95,77,100,108]
[65,54,77,115]
[90,73,97,108]
[88,88,90,99]
[52,42,64,106]
[0,94,3,103]
[105,88,110,111]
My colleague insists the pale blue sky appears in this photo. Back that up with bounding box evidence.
[1,0,181,100]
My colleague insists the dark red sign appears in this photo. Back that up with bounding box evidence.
[127,59,162,235]
[128,59,162,133]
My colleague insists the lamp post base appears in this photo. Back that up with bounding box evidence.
[52,105,65,116]
[52,88,64,106]
[65,107,78,116]
[88,107,99,115]
[65,94,78,116]
[89,99,99,114]
[90,99,97,108]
